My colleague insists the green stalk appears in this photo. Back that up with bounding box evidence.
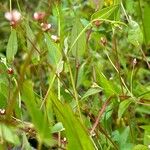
[56,4,62,148]
[66,56,82,121]
[9,0,12,11]
[130,63,135,94]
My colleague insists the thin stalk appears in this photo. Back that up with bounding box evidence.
[121,1,130,22]
[16,0,21,12]
[90,95,113,134]
[9,0,12,11]
[139,47,150,69]
[112,30,124,95]
[138,0,147,45]
[66,56,82,121]
[56,5,62,148]
[106,52,134,98]
[130,63,135,94]
[40,75,56,109]
[37,140,42,150]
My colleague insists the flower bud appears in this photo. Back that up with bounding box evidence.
[33,12,45,21]
[41,23,52,31]
[93,20,101,27]
[7,68,14,75]
[100,37,107,46]
[133,58,137,66]
[51,35,60,43]
[5,10,21,26]
[0,108,6,115]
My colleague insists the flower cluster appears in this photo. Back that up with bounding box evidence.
[4,10,59,42]
[5,10,21,26]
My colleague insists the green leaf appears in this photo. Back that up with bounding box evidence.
[140,125,150,145]
[6,29,18,62]
[132,144,148,150]
[70,18,86,59]
[44,33,61,68]
[128,20,143,47]
[50,92,96,150]
[51,122,65,133]
[120,126,130,146]
[77,62,86,88]
[118,99,132,118]
[143,4,150,45]
[25,21,40,62]
[22,80,51,145]
[0,124,20,145]
[96,68,117,97]
[91,5,118,21]
[81,87,102,100]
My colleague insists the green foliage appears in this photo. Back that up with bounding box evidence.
[128,19,143,47]
[70,18,86,59]
[6,29,18,62]
[118,99,132,118]
[0,0,149,149]
[22,80,52,145]
[51,92,96,150]
[91,4,119,20]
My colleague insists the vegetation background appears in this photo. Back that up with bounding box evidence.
[0,0,150,149]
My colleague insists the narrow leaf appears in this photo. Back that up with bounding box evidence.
[50,92,96,150]
[81,87,102,100]
[118,99,132,118]
[96,68,117,96]
[6,29,18,62]
[70,18,86,59]
[91,5,118,21]
[44,33,61,68]
[143,4,150,45]
[22,80,51,144]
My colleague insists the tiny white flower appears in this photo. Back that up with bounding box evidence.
[133,58,137,65]
[51,35,59,42]
[0,108,6,115]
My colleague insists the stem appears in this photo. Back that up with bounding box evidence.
[130,63,135,93]
[66,56,82,121]
[121,1,130,22]
[106,52,134,98]
[69,23,91,54]
[40,75,56,109]
[37,140,42,150]
[112,30,124,95]
[138,0,147,45]
[90,95,113,134]
[16,0,21,12]
[9,0,12,12]
[139,47,150,69]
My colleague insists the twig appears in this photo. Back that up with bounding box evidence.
[90,95,114,134]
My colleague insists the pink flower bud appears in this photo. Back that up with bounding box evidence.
[33,12,45,21]
[41,23,52,31]
[5,10,21,23]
